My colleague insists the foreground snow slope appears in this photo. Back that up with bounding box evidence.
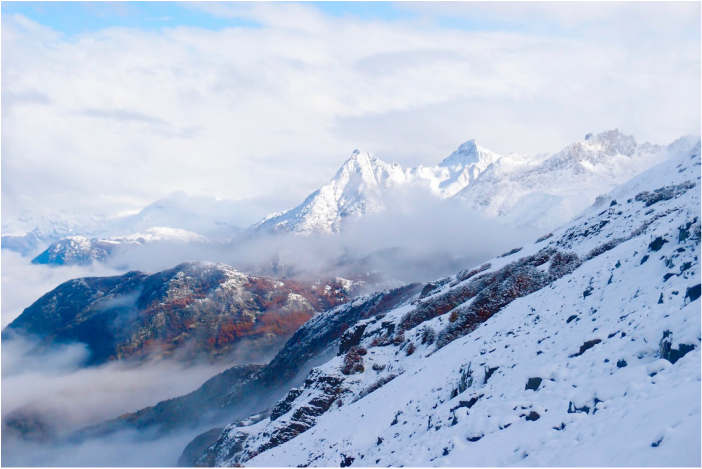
[201,142,700,466]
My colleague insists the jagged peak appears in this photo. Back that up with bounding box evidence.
[583,128,637,156]
[343,149,367,165]
[546,130,638,170]
[336,149,390,178]
[438,139,499,168]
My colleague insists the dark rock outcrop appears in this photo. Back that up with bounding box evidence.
[177,427,224,467]
[525,377,543,391]
[659,330,696,364]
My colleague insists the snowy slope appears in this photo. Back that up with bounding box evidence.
[251,130,697,236]
[199,141,701,466]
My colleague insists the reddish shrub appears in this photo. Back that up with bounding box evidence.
[341,346,365,375]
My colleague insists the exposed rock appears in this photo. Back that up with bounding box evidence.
[568,401,590,415]
[525,377,543,391]
[649,237,669,252]
[685,284,701,302]
[634,181,697,207]
[570,339,602,358]
[177,427,224,467]
[76,284,421,439]
[659,330,696,364]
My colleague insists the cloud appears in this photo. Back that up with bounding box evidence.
[78,108,170,125]
[397,2,701,36]
[1,251,123,328]
[1,4,698,222]
[1,334,227,466]
[204,184,541,286]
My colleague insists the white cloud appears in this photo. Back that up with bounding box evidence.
[1,251,123,327]
[397,2,701,34]
[1,3,699,221]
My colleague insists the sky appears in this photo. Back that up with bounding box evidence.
[2,1,700,224]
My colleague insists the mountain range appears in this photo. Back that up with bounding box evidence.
[251,129,698,234]
[1,131,699,466]
[5,130,698,269]
[1,192,242,257]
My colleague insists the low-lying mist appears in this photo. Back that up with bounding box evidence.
[104,187,541,286]
[0,253,274,465]
[1,192,542,466]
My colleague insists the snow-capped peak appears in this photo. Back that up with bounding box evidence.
[249,131,696,237]
[250,149,409,235]
[438,139,499,169]
[588,128,637,156]
[250,140,506,235]
[453,130,698,232]
[544,129,638,170]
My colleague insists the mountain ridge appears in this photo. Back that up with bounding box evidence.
[251,129,700,236]
[193,132,701,468]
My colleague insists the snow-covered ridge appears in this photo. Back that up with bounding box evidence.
[250,141,501,235]
[252,129,700,235]
[2,192,243,256]
[31,228,214,266]
[198,142,701,466]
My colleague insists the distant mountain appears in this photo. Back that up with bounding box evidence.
[455,130,701,230]
[31,228,213,266]
[2,193,244,256]
[3,261,360,366]
[106,192,243,240]
[251,130,700,235]
[251,141,499,235]
[10,131,696,271]
[193,130,701,467]
[1,210,104,257]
